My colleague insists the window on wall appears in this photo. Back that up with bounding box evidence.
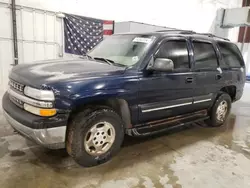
[156,40,189,70]
[218,42,244,68]
[192,41,218,69]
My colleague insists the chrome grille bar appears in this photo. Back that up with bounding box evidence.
[9,80,24,92]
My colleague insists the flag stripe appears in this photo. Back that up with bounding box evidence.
[103,30,113,35]
[103,20,113,24]
[103,24,113,30]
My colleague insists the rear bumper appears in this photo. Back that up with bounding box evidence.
[234,87,244,102]
[2,92,68,149]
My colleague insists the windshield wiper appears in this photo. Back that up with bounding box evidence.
[93,57,126,67]
[80,54,93,60]
[93,57,113,65]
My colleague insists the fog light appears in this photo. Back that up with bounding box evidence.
[24,104,56,117]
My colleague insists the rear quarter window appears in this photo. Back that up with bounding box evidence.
[218,42,244,68]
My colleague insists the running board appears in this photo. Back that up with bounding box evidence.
[127,110,209,137]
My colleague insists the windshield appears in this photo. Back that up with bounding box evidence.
[88,34,155,67]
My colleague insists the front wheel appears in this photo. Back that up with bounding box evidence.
[66,108,124,167]
[205,93,231,127]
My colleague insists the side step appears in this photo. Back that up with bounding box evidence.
[127,110,209,137]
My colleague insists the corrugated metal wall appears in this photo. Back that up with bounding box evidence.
[0,1,64,90]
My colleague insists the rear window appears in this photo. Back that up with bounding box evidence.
[193,41,218,69]
[218,42,244,68]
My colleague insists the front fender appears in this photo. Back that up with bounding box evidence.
[51,73,139,124]
[71,88,134,109]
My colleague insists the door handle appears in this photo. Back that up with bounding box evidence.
[216,74,222,80]
[186,77,193,83]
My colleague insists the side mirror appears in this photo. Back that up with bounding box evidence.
[147,58,174,72]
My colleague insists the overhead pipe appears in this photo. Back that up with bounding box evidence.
[11,0,18,65]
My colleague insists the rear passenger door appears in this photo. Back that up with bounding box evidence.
[191,39,221,110]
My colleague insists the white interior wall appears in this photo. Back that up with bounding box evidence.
[114,22,174,34]
[239,43,250,73]
[1,0,243,34]
[10,0,246,71]
[0,0,247,90]
[0,1,63,90]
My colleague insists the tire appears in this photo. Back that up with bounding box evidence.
[66,108,124,167]
[205,93,231,127]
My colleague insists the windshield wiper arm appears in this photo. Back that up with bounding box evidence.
[80,54,93,60]
[93,57,126,67]
[93,57,113,65]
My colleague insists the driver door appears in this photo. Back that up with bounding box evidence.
[138,38,195,123]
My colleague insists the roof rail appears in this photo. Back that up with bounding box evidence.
[156,30,230,41]
[156,29,196,34]
[198,33,230,41]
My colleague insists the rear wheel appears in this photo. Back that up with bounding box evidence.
[66,108,124,167]
[206,93,231,127]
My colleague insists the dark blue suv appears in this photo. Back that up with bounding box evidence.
[2,30,245,167]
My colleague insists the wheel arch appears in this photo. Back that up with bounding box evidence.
[69,97,132,129]
[220,85,236,101]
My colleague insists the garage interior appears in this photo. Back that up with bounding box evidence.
[0,0,250,187]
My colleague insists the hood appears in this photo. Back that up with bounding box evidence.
[9,58,126,88]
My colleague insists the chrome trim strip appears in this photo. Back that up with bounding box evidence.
[217,67,222,74]
[193,99,211,104]
[142,102,192,113]
[8,88,53,108]
[3,110,66,149]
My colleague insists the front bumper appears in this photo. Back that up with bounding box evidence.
[4,110,66,149]
[2,92,68,149]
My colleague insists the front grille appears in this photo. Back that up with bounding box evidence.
[9,80,24,92]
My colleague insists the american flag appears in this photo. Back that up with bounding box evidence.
[64,13,114,55]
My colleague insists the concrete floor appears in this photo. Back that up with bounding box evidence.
[0,84,250,188]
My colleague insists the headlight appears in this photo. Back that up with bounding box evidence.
[24,104,56,117]
[8,87,53,108]
[24,86,55,101]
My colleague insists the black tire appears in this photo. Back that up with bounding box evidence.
[205,93,231,127]
[66,108,124,167]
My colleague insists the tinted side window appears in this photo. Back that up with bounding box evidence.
[218,42,243,68]
[156,40,189,70]
[193,41,218,69]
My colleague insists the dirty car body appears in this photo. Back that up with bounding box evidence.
[2,31,245,157]
[2,58,131,148]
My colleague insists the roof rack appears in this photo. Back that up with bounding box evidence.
[156,30,230,41]
[156,29,195,34]
[197,33,230,41]
[156,29,229,41]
